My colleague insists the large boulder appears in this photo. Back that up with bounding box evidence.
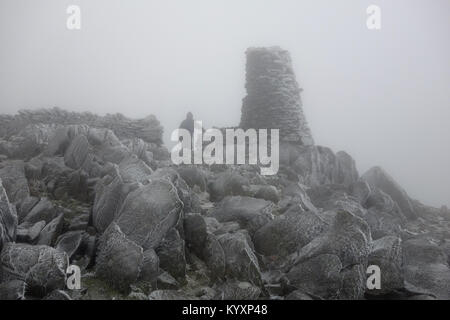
[363,188,405,239]
[30,156,94,202]
[0,160,29,204]
[36,213,65,246]
[254,185,280,203]
[334,151,359,186]
[115,179,183,250]
[177,166,207,191]
[305,184,349,209]
[123,138,155,168]
[184,213,208,257]
[287,254,367,300]
[217,231,262,287]
[0,280,26,300]
[0,243,68,297]
[64,134,91,170]
[92,167,136,233]
[287,254,343,299]
[16,220,46,244]
[212,196,274,235]
[365,185,404,215]
[23,197,57,224]
[95,223,144,292]
[349,180,372,205]
[307,184,367,219]
[254,204,327,257]
[150,167,200,214]
[367,236,404,296]
[202,233,226,280]
[88,128,130,165]
[155,229,186,281]
[293,210,372,268]
[292,146,358,188]
[340,264,366,300]
[55,231,84,259]
[118,155,152,183]
[139,249,160,283]
[402,237,450,299]
[62,128,132,177]
[362,167,417,220]
[46,126,73,156]
[281,182,317,213]
[208,171,250,201]
[17,196,40,223]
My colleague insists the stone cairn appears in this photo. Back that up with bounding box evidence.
[240,47,314,146]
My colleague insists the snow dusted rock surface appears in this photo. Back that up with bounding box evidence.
[0,47,448,300]
[0,243,68,297]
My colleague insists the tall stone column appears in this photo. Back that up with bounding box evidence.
[240,47,314,146]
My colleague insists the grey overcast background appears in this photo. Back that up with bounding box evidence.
[0,0,449,207]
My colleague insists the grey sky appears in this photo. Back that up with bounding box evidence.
[0,0,449,207]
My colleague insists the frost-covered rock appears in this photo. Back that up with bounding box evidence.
[92,167,137,233]
[156,229,186,281]
[0,243,68,297]
[293,210,372,268]
[363,167,417,220]
[367,236,403,295]
[23,197,57,224]
[115,179,183,250]
[217,231,262,287]
[254,204,327,257]
[208,171,249,201]
[214,281,261,300]
[0,179,17,251]
[0,280,26,300]
[95,223,143,292]
[292,146,359,187]
[212,196,274,235]
[402,237,450,299]
[287,254,342,299]
[36,213,64,246]
[0,160,30,204]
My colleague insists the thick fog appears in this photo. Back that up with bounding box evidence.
[0,0,449,207]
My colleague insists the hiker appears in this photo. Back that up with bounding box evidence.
[178,112,203,156]
[179,112,195,137]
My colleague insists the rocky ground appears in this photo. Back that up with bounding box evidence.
[0,108,449,300]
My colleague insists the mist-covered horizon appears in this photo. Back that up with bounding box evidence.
[1,0,449,208]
